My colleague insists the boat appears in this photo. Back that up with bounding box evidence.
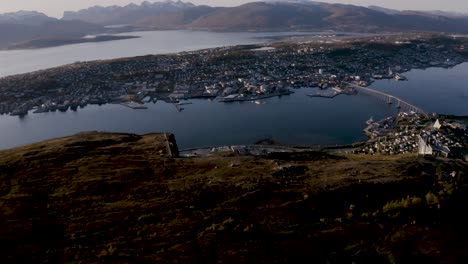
[395,74,408,81]
[120,101,148,109]
[366,116,374,125]
[143,96,152,103]
[174,104,184,112]
[372,74,384,79]
[218,94,239,102]
[177,100,193,106]
[33,107,47,114]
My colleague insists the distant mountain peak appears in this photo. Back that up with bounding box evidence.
[0,10,56,25]
[368,5,401,15]
[1,10,47,16]
[56,0,468,34]
[62,0,195,25]
[425,10,468,18]
[264,0,314,3]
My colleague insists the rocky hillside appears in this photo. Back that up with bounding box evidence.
[62,0,195,25]
[129,1,468,33]
[1,132,467,262]
[58,1,468,33]
[0,10,56,25]
[4,1,468,49]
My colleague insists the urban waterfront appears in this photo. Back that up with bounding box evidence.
[0,62,467,150]
[0,88,396,150]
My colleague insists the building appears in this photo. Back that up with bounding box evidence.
[418,135,433,156]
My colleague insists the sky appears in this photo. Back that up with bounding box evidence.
[1,0,467,18]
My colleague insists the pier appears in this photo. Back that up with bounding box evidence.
[343,82,429,118]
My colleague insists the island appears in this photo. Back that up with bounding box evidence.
[5,35,140,50]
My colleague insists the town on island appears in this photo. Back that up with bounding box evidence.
[0,33,467,159]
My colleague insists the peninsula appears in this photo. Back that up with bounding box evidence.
[5,35,140,50]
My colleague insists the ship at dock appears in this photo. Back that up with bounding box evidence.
[395,74,408,81]
[218,90,294,102]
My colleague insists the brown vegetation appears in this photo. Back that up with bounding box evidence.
[0,132,467,263]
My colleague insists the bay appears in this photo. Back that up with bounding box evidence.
[0,88,396,150]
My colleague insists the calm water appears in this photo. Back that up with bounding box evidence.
[369,63,468,116]
[0,88,396,150]
[0,35,466,149]
[0,30,318,78]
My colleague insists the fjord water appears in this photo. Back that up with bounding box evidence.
[0,88,396,150]
[369,63,468,116]
[1,62,467,150]
[0,30,312,78]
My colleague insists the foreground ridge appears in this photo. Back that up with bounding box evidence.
[0,132,467,262]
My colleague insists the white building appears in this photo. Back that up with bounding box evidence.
[418,136,433,156]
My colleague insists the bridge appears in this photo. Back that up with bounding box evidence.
[343,82,429,118]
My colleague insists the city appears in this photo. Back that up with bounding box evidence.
[1,33,466,116]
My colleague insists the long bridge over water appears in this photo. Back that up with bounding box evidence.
[343,82,429,118]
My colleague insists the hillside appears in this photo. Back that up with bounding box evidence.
[6,35,139,50]
[130,1,468,33]
[0,19,104,49]
[4,1,468,49]
[0,10,56,25]
[1,132,468,262]
[62,0,195,25]
[135,5,219,29]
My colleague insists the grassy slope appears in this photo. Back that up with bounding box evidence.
[0,132,467,263]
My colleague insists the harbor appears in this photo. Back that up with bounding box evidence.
[2,34,465,117]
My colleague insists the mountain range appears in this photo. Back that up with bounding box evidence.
[62,0,195,25]
[2,0,468,49]
[0,10,103,49]
[0,10,56,25]
[61,0,468,33]
[152,1,468,32]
